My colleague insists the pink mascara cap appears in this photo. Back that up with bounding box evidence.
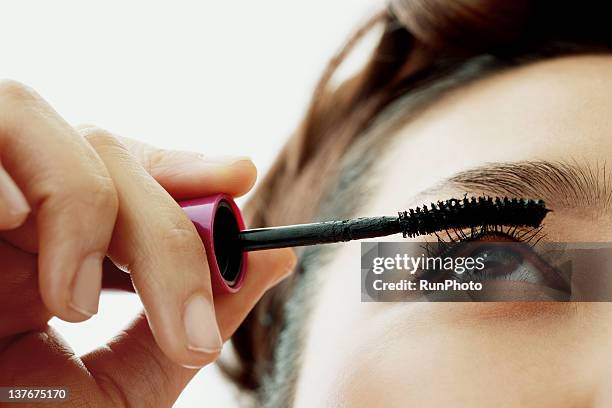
[180,194,248,294]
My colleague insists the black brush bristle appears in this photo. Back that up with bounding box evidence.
[398,196,550,238]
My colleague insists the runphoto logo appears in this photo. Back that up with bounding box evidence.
[371,253,486,275]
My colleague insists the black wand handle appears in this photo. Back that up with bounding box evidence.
[236,216,401,251]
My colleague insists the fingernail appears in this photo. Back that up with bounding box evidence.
[184,293,223,353]
[69,253,103,317]
[0,168,30,217]
[201,155,252,167]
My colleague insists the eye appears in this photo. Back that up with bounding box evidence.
[419,231,571,300]
[461,245,525,280]
[456,240,569,290]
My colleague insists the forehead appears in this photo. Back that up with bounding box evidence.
[368,54,612,215]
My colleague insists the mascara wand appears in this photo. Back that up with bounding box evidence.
[236,196,549,251]
[180,195,550,294]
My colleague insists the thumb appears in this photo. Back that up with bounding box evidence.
[81,248,296,406]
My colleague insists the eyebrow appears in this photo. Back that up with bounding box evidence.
[433,160,612,212]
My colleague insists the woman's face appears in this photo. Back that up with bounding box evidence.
[292,55,612,407]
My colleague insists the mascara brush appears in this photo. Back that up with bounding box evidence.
[237,196,549,251]
[180,195,550,294]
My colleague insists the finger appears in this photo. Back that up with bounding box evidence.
[0,80,118,323]
[81,248,296,407]
[101,248,297,328]
[215,248,296,338]
[2,129,258,254]
[77,126,257,200]
[83,127,223,368]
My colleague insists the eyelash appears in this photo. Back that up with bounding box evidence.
[430,223,546,247]
[414,225,571,300]
[419,224,548,270]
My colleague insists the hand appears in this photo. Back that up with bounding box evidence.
[0,80,296,406]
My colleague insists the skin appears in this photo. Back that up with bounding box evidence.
[293,55,612,407]
[0,80,296,406]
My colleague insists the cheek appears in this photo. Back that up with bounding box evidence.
[293,244,389,406]
[298,253,612,407]
[360,308,601,406]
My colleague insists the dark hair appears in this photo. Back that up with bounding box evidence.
[222,0,612,403]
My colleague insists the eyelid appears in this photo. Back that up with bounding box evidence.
[446,236,570,293]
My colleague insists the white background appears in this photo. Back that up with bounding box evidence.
[0,1,380,406]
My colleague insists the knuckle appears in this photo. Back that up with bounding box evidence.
[94,371,131,408]
[93,337,167,407]
[144,147,173,173]
[0,79,38,105]
[87,174,119,212]
[38,172,118,217]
